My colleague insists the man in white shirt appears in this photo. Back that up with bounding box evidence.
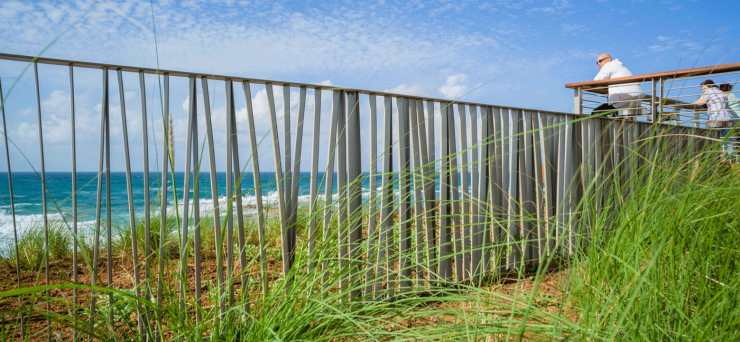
[592,54,643,116]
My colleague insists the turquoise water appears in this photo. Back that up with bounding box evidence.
[0,171,381,235]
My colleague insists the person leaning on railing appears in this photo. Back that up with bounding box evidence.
[591,53,643,117]
[719,83,740,157]
[695,80,735,161]
[719,83,740,118]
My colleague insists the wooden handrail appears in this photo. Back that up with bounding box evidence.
[565,62,740,93]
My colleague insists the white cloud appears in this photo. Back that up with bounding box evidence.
[529,0,571,15]
[0,0,514,92]
[562,23,585,32]
[384,84,427,97]
[529,7,555,14]
[439,74,468,100]
[1,0,736,174]
[649,44,673,52]
[669,5,682,11]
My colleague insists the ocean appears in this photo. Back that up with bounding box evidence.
[0,171,386,238]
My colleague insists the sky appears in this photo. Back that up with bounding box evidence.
[0,0,738,173]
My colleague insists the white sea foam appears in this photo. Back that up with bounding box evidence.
[0,188,385,241]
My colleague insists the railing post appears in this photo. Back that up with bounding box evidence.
[574,87,582,115]
[658,78,665,123]
[651,77,657,123]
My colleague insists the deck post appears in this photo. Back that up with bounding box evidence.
[651,78,658,123]
[658,78,665,123]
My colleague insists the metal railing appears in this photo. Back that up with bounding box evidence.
[0,53,717,340]
[566,61,740,126]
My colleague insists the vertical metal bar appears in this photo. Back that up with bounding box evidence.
[105,70,113,327]
[89,67,106,340]
[486,107,497,273]
[375,96,394,296]
[346,91,362,298]
[468,106,480,277]
[476,107,491,277]
[583,115,594,247]
[201,76,226,318]
[556,115,567,254]
[414,98,428,282]
[308,88,322,273]
[496,107,510,272]
[593,117,602,219]
[283,86,293,253]
[242,82,268,295]
[447,104,462,282]
[336,90,348,291]
[658,78,664,123]
[625,121,633,185]
[385,96,397,294]
[457,103,470,279]
[229,87,248,313]
[543,114,556,254]
[33,62,51,339]
[191,81,202,323]
[579,115,591,239]
[289,87,308,276]
[116,69,144,335]
[611,119,621,202]
[506,109,520,269]
[322,90,339,287]
[1,69,24,341]
[532,112,545,261]
[265,83,289,279]
[68,64,78,338]
[138,71,152,301]
[408,98,425,287]
[651,78,657,123]
[574,87,582,115]
[224,80,235,308]
[424,100,437,282]
[413,98,431,284]
[364,94,378,296]
[602,118,614,222]
[520,111,536,263]
[396,97,412,291]
[568,116,577,254]
[179,77,195,318]
[156,74,170,334]
[438,102,452,281]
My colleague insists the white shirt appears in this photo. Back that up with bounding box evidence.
[594,59,643,108]
[700,87,732,123]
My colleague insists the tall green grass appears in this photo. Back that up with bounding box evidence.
[2,118,739,341]
[1,221,72,270]
[564,146,740,340]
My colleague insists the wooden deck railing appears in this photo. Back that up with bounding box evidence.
[565,61,740,124]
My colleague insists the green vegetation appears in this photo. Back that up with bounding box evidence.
[566,147,740,340]
[1,126,739,341]
[2,221,72,270]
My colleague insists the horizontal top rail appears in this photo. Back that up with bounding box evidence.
[0,52,550,114]
[565,62,740,93]
[0,52,715,131]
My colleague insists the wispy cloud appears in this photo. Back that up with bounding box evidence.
[439,74,468,99]
[384,84,427,97]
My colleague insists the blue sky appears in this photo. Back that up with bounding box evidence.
[0,0,738,172]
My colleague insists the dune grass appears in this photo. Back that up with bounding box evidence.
[1,124,739,341]
[564,148,740,340]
